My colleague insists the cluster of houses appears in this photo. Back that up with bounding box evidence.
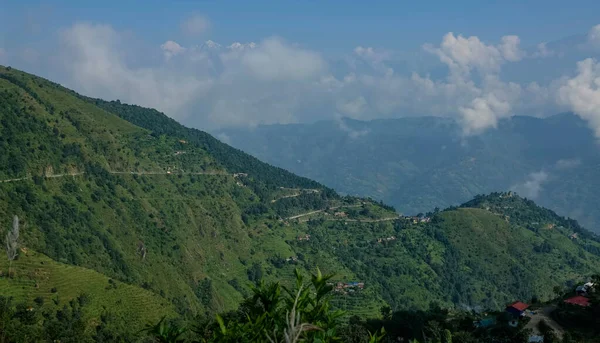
[233,173,248,178]
[402,216,431,224]
[472,285,596,343]
[328,281,365,295]
[297,234,311,241]
[473,302,529,330]
[563,282,595,307]
[376,236,396,243]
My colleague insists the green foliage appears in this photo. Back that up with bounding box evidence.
[2,66,600,342]
[81,96,337,200]
[144,317,187,343]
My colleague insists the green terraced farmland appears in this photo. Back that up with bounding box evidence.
[0,250,176,331]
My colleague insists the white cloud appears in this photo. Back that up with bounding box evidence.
[558,58,600,137]
[499,35,524,62]
[228,42,257,51]
[354,46,389,64]
[59,23,211,119]
[420,33,528,134]
[160,40,186,60]
[2,19,572,132]
[511,171,549,199]
[336,96,368,118]
[423,33,522,77]
[240,38,325,81]
[588,24,600,49]
[531,42,554,58]
[181,14,210,36]
[459,93,511,135]
[336,116,370,139]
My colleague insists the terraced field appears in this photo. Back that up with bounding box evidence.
[0,250,176,329]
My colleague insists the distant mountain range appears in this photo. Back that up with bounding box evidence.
[217,113,600,233]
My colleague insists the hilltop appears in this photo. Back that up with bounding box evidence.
[1,66,600,339]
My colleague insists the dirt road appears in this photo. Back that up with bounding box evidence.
[525,306,564,339]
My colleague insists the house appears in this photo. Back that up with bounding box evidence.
[570,233,578,240]
[576,282,594,296]
[564,295,591,307]
[505,301,529,317]
[377,236,396,243]
[285,256,298,263]
[297,234,311,241]
[334,211,347,217]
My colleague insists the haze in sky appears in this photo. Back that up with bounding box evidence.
[2,0,600,135]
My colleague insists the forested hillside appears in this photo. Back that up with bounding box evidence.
[1,66,600,341]
[218,115,600,234]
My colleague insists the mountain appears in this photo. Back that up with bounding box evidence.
[217,115,600,233]
[1,66,600,339]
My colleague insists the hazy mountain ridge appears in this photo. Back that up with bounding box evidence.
[218,113,600,233]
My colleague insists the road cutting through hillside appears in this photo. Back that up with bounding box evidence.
[0,170,229,183]
[285,204,398,223]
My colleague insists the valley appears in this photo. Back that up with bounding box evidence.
[218,115,600,235]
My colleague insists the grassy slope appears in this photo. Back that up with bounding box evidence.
[0,66,363,325]
[295,194,600,311]
[0,250,176,331]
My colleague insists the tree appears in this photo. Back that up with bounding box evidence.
[442,329,452,343]
[193,268,347,342]
[144,317,186,343]
[5,215,19,277]
[380,305,392,321]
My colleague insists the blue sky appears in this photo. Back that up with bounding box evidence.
[3,0,600,53]
[1,0,600,135]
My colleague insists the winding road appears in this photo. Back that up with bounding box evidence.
[0,170,228,184]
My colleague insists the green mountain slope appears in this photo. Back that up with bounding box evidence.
[297,193,600,311]
[0,250,176,330]
[0,66,366,325]
[1,66,600,336]
[217,115,600,233]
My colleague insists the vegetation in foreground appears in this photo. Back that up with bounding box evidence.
[2,270,598,342]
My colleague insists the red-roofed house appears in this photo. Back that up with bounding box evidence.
[564,296,590,307]
[505,301,530,316]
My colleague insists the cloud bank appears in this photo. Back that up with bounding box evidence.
[511,171,549,199]
[4,17,600,137]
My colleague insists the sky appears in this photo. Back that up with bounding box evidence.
[2,0,600,135]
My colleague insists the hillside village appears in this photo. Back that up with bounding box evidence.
[471,281,598,343]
